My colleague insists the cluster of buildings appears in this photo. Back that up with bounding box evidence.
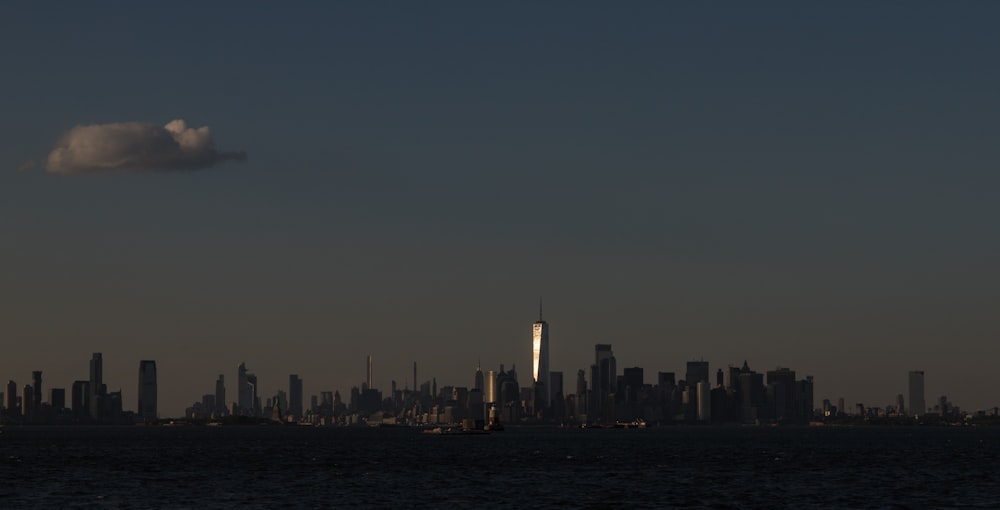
[2,306,983,426]
[1,353,157,425]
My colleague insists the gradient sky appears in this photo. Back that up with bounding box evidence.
[3,3,1000,416]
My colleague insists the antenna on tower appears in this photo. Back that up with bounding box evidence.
[539,296,544,322]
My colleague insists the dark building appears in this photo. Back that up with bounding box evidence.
[31,371,42,410]
[685,361,710,386]
[89,353,105,421]
[289,374,303,420]
[214,374,226,417]
[766,367,796,422]
[5,380,17,415]
[71,380,89,418]
[50,388,66,411]
[138,360,157,421]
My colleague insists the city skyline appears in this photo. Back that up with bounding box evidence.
[3,4,1000,417]
[0,306,979,418]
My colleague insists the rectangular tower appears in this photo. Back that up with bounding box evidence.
[215,375,226,417]
[288,374,303,420]
[138,360,157,421]
[532,302,550,409]
[89,353,104,420]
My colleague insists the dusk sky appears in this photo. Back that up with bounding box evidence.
[3,3,1000,416]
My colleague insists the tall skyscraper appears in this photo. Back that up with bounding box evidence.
[908,370,925,417]
[531,300,551,408]
[474,361,484,392]
[686,361,710,386]
[31,371,42,410]
[215,375,226,417]
[50,388,66,411]
[6,380,17,415]
[484,369,497,405]
[288,374,303,419]
[89,353,104,420]
[138,360,157,420]
[71,381,89,417]
[22,384,33,417]
[238,362,253,416]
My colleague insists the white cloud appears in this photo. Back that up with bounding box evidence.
[44,119,247,174]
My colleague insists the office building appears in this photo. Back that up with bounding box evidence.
[6,380,16,415]
[289,374,303,419]
[686,361,710,386]
[238,362,253,415]
[89,353,105,421]
[31,371,42,410]
[532,300,550,408]
[138,360,157,420]
[50,388,66,411]
[215,375,227,417]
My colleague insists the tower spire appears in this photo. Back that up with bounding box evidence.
[539,296,544,322]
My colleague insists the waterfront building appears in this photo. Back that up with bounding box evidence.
[474,362,484,392]
[50,388,66,411]
[71,381,89,417]
[138,360,157,420]
[485,370,497,405]
[532,300,550,409]
[5,380,16,415]
[215,375,227,417]
[909,370,925,417]
[575,369,588,420]
[238,362,253,416]
[89,353,105,420]
[686,361,710,386]
[31,371,42,410]
[289,374,303,420]
[696,381,711,422]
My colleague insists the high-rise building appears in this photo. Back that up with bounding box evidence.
[484,370,497,404]
[289,374,303,419]
[474,362,484,392]
[908,371,925,417]
[575,369,588,419]
[215,375,227,417]
[138,360,157,421]
[22,384,33,417]
[50,388,66,411]
[31,371,42,410]
[238,362,252,415]
[89,353,104,421]
[686,361,710,386]
[532,299,550,409]
[71,381,89,417]
[592,344,616,423]
[6,380,17,415]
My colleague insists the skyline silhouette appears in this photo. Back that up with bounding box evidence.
[3,4,1000,416]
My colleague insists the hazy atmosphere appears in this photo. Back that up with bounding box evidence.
[3,3,1000,417]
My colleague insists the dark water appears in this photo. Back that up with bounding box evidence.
[1,426,998,509]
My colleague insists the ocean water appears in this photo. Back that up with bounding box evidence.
[0,425,998,509]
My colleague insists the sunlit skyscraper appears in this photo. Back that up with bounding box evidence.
[138,360,157,421]
[532,299,550,408]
